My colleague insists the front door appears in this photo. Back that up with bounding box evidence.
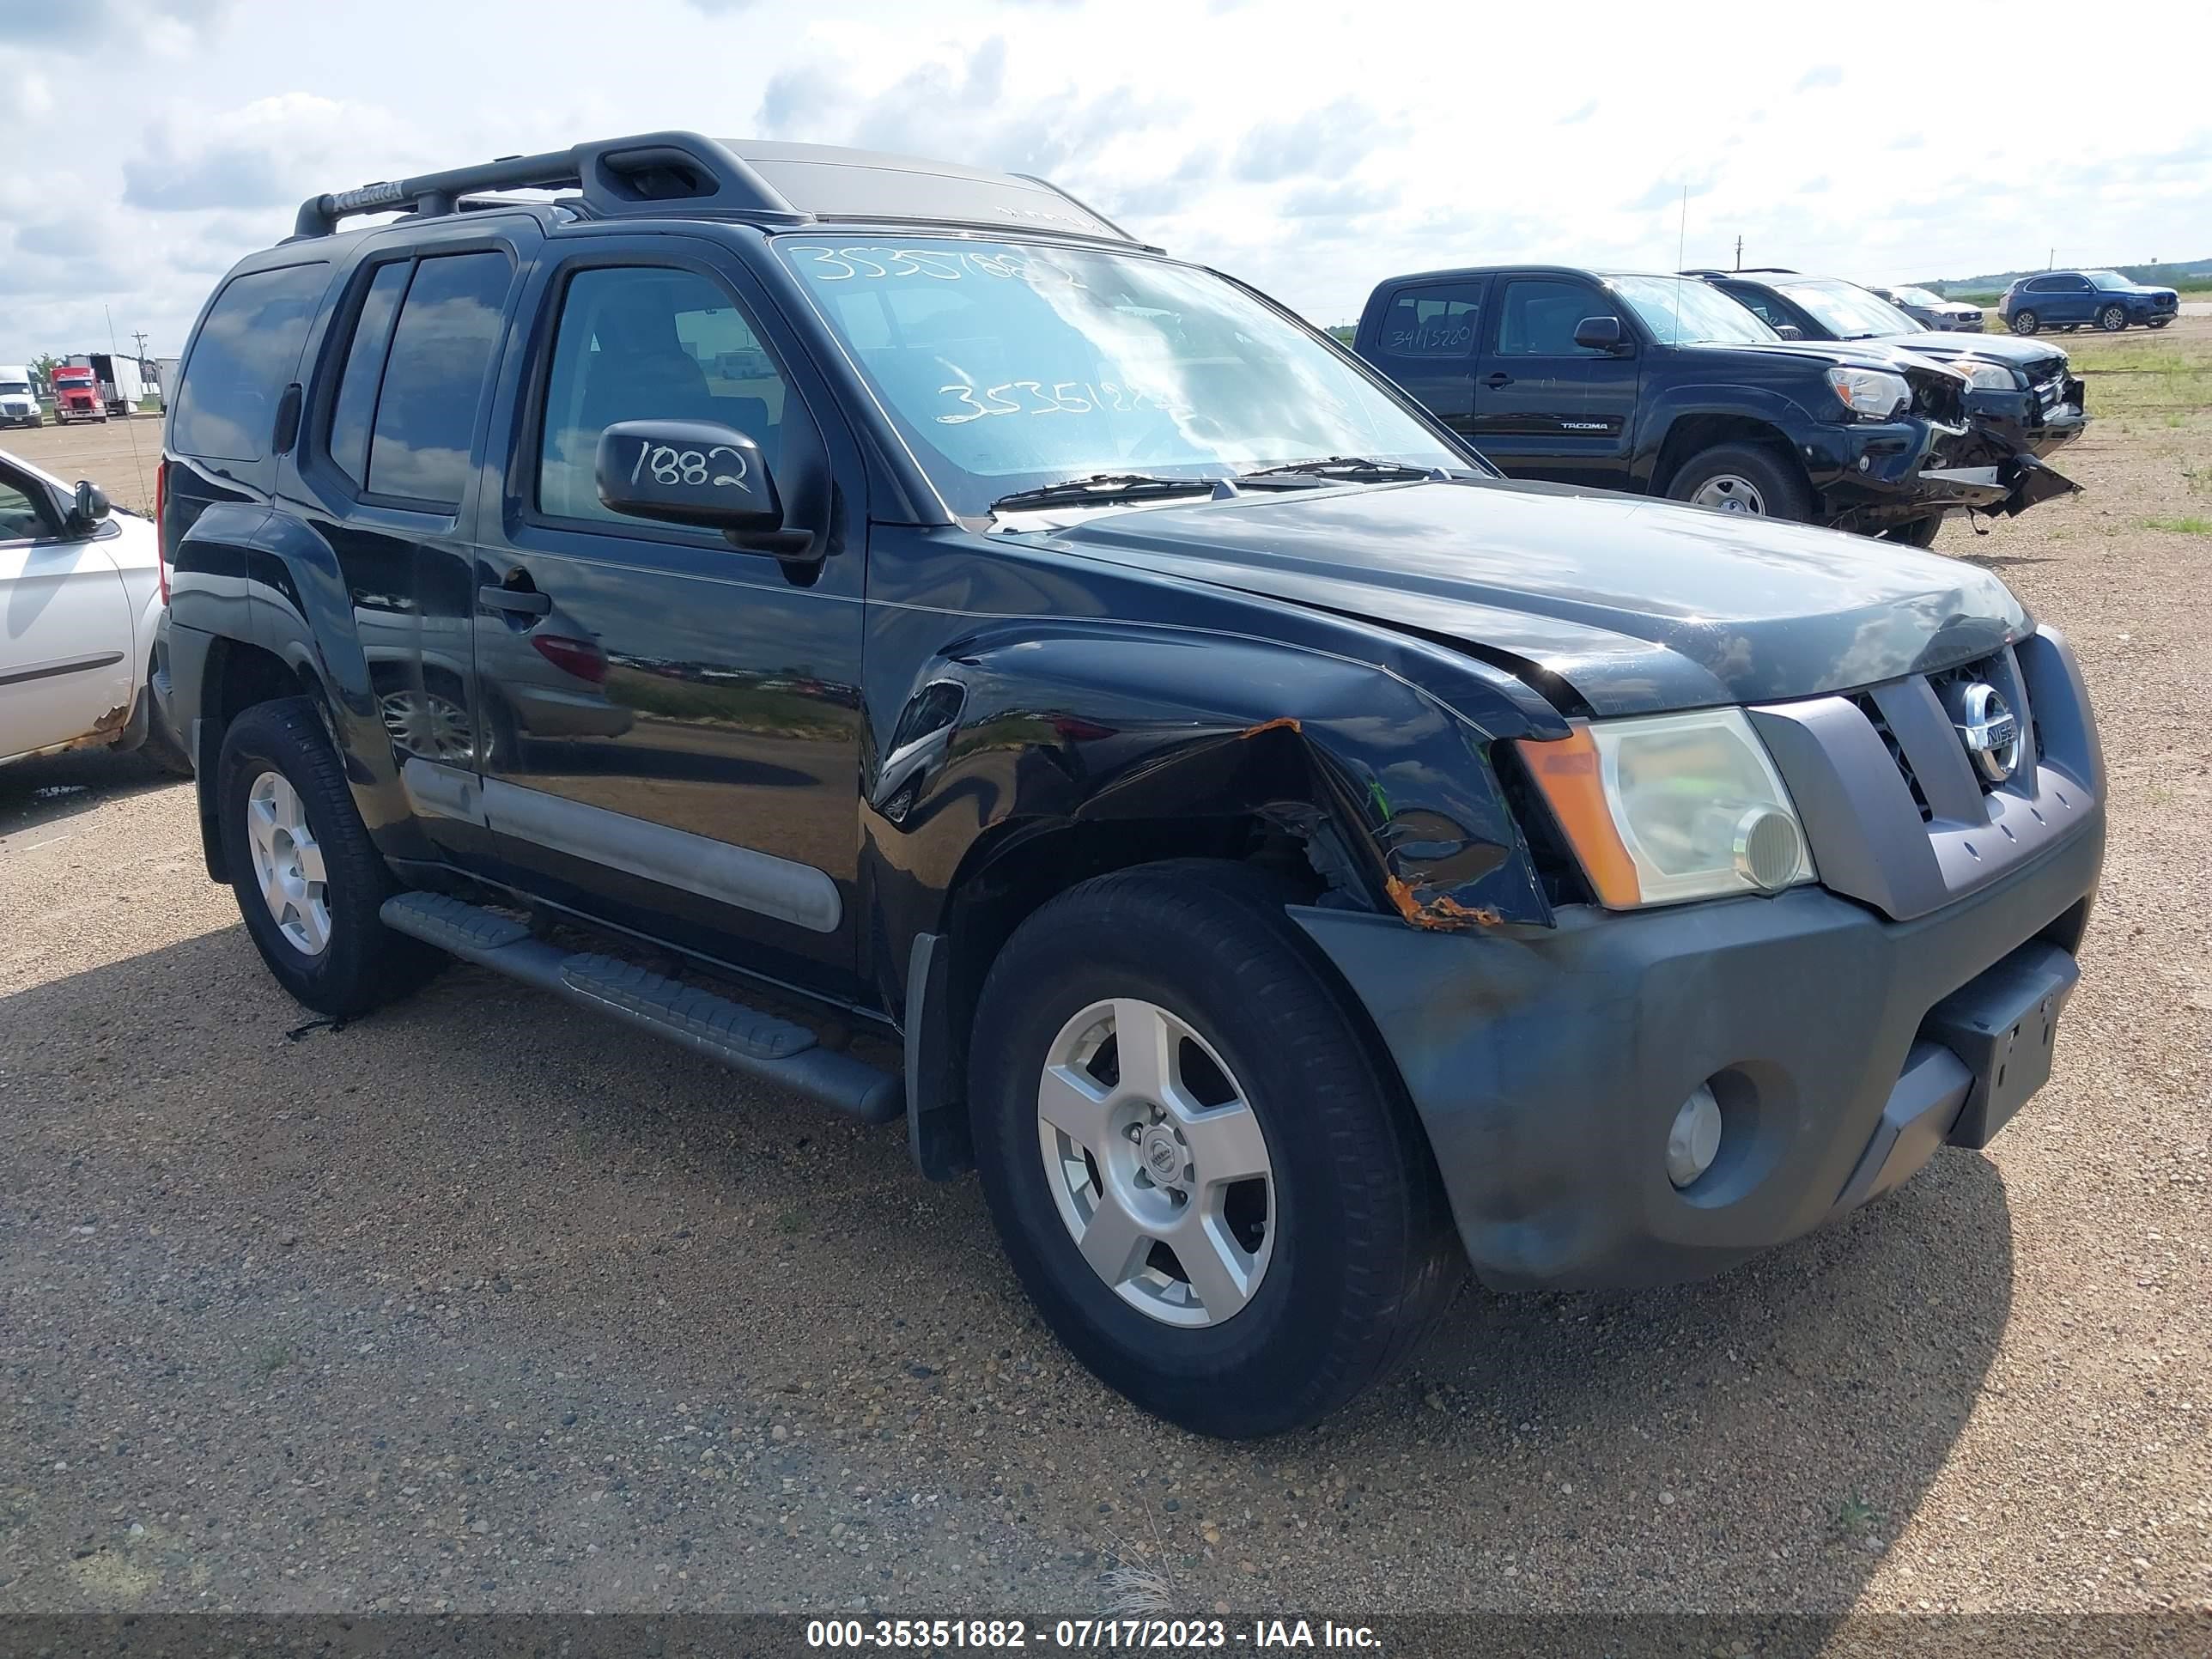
[467,248,868,998]
[1469,275,1639,489]
[0,460,134,760]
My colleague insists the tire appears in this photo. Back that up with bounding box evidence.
[1884,514,1944,549]
[216,696,441,1017]
[2010,309,2040,336]
[1664,441,1814,523]
[967,860,1464,1438]
[2097,305,2127,333]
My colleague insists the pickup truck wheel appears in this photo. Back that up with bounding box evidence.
[1884,514,1944,549]
[216,696,441,1017]
[2010,309,2040,335]
[2096,305,2128,332]
[1667,443,1813,523]
[968,861,1463,1437]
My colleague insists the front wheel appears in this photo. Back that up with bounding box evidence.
[1884,514,1945,549]
[216,696,442,1017]
[2097,305,2128,332]
[1665,442,1814,523]
[2010,309,2041,336]
[968,862,1463,1437]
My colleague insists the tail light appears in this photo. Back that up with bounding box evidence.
[530,634,607,684]
[154,458,169,605]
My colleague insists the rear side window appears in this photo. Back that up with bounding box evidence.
[365,250,514,507]
[173,263,329,463]
[1374,284,1484,359]
[326,261,410,488]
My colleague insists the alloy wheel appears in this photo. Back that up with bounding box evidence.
[379,687,474,762]
[2098,306,2126,332]
[1036,997,1275,1328]
[245,769,331,957]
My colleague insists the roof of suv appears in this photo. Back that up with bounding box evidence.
[285,131,1149,251]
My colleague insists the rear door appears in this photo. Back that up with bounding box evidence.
[0,459,133,759]
[460,238,871,998]
[1360,280,1486,436]
[1470,274,1639,488]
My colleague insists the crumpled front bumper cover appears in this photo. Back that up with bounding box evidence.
[1291,804,2102,1291]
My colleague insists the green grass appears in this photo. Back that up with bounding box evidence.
[2139,515,2212,535]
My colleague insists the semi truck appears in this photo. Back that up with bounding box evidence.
[50,363,106,423]
[65,351,145,417]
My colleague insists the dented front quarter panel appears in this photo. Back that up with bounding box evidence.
[860,526,1565,991]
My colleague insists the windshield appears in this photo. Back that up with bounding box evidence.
[1605,276,1778,345]
[1777,279,1920,338]
[0,380,31,395]
[1890,286,1947,308]
[2087,270,2136,291]
[775,237,1461,518]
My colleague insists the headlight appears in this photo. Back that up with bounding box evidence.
[1949,359,2018,391]
[1516,710,1816,908]
[1824,365,1911,420]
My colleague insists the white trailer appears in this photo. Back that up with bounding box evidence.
[155,356,181,412]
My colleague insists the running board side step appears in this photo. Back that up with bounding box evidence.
[379,892,902,1123]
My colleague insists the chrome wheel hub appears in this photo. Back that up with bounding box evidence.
[379,688,473,763]
[1036,997,1275,1328]
[245,769,331,957]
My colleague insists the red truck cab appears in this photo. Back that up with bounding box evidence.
[52,365,106,424]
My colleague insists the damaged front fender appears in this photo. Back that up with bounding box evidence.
[868,623,1561,940]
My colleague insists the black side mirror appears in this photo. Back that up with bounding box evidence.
[1775,324,1805,341]
[1572,315,1625,352]
[70,480,111,532]
[593,419,817,559]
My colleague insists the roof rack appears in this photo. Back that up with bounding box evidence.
[289,131,1146,248]
[1680,266,1801,278]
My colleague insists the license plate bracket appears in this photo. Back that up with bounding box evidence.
[1926,940,2079,1149]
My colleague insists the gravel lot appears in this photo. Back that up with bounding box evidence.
[3,325,2208,1623]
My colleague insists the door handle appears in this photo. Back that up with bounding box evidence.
[477,586,551,619]
[1484,372,1514,388]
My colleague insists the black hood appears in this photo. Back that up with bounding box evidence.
[1037,478,2030,718]
[1877,331,2067,374]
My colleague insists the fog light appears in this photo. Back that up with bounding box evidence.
[1733,806,1806,891]
[1667,1085,1723,1188]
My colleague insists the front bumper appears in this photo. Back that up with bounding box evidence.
[1964,380,2087,460]
[1293,803,2103,1291]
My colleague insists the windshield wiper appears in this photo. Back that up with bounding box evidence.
[1237,455,1448,484]
[988,473,1236,516]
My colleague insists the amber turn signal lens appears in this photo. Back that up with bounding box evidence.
[1514,725,1643,908]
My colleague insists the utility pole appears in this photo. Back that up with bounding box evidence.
[1734,235,1742,271]
[131,329,150,366]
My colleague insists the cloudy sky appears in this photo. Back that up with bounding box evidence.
[3,0,2205,367]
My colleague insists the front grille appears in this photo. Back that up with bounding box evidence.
[1850,692,1934,821]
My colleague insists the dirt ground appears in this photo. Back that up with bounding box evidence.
[2,323,2207,1625]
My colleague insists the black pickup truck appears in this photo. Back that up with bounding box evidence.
[1353,264,2063,544]
[156,135,2105,1437]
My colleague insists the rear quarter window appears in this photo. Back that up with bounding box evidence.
[173,263,330,463]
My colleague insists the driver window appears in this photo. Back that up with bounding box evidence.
[0,471,58,542]
[1495,278,1614,357]
[538,266,789,526]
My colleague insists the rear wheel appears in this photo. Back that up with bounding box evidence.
[967,862,1462,1437]
[217,696,441,1017]
[2097,305,2128,332]
[1665,442,1814,524]
[2010,309,2040,336]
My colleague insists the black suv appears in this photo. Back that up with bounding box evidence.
[1694,269,2086,481]
[1353,264,2034,545]
[155,135,2105,1437]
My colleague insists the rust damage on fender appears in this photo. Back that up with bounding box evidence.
[1384,874,1505,931]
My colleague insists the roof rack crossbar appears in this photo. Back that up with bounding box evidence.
[291,132,809,240]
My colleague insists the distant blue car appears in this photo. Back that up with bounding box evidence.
[2000,270,2179,335]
